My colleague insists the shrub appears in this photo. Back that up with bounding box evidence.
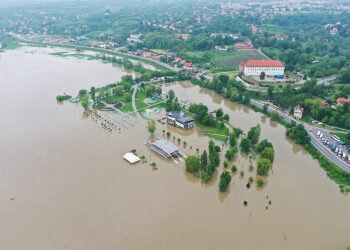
[167,131,171,137]
[151,162,157,167]
[131,149,136,153]
[271,111,279,121]
[249,163,254,171]
[56,95,72,102]
[140,155,145,160]
[231,165,238,172]
[257,178,265,187]
[249,176,254,183]
[224,161,228,168]
[240,171,244,177]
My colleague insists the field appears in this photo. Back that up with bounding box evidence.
[101,95,133,112]
[186,49,267,72]
[150,49,168,55]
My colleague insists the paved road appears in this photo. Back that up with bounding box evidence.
[131,84,138,114]
[249,99,350,173]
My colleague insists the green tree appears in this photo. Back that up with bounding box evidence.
[271,111,280,121]
[223,114,230,122]
[115,85,124,96]
[247,124,261,145]
[216,108,224,119]
[80,95,89,110]
[90,87,96,103]
[201,150,208,168]
[261,147,275,163]
[257,139,273,153]
[257,158,272,176]
[219,171,232,192]
[240,138,251,153]
[124,92,131,102]
[79,89,87,97]
[185,155,201,173]
[263,104,268,114]
[260,71,266,80]
[147,120,156,135]
[231,165,237,172]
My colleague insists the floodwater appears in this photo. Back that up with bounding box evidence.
[0,47,349,250]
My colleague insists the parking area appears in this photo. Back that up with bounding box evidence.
[310,128,350,163]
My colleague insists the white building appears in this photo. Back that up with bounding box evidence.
[293,105,304,119]
[240,60,285,76]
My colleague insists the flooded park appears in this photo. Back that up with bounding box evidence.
[0,47,349,250]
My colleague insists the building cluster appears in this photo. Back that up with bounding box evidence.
[239,60,285,77]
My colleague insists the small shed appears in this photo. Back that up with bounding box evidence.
[123,152,140,164]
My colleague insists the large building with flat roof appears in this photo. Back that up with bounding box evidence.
[240,60,285,76]
[167,111,194,130]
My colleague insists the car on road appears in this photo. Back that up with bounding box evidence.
[335,148,339,154]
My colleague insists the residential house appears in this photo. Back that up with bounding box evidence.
[293,105,304,119]
[167,111,195,130]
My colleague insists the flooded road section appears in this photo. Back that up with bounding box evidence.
[0,48,349,250]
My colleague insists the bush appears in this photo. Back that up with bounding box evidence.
[185,155,201,173]
[257,158,272,176]
[249,177,254,183]
[167,131,171,137]
[56,95,72,102]
[131,149,136,153]
[231,165,238,172]
[151,162,157,167]
[257,178,265,187]
[240,171,244,177]
[219,171,232,192]
[224,161,228,168]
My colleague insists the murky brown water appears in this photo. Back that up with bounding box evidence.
[0,48,349,250]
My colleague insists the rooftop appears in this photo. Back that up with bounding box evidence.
[245,60,284,67]
[123,152,140,164]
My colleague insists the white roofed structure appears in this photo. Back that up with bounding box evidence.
[123,152,140,164]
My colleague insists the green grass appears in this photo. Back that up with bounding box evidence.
[197,123,229,141]
[0,43,22,52]
[216,71,238,79]
[100,95,133,112]
[150,49,167,55]
[331,132,349,144]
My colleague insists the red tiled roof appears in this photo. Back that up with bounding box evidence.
[245,60,284,67]
[239,61,246,66]
[235,43,247,47]
[337,97,350,104]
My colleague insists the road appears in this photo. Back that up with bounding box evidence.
[249,99,350,173]
[131,84,139,114]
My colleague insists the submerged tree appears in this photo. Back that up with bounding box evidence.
[147,120,156,135]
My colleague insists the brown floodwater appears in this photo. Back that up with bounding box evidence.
[0,47,349,250]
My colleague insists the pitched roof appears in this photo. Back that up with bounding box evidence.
[239,61,246,66]
[245,60,284,67]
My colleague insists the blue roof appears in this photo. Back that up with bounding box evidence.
[177,116,194,123]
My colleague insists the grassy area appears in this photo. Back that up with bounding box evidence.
[185,49,266,72]
[100,95,133,112]
[331,132,349,144]
[215,71,238,79]
[150,49,167,55]
[0,43,22,52]
[197,123,229,141]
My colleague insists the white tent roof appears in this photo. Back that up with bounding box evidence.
[123,152,140,164]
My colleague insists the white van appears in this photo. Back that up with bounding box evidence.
[335,148,339,153]
[317,131,321,137]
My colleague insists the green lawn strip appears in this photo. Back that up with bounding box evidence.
[135,99,149,110]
